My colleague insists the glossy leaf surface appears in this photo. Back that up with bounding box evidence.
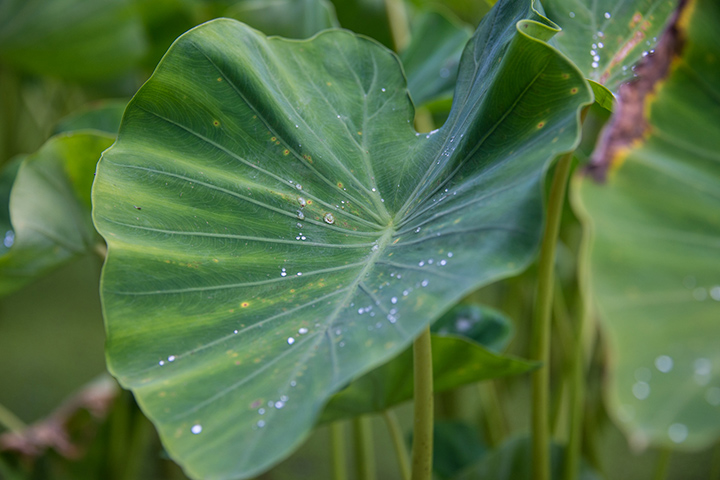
[543,0,677,91]
[93,1,591,477]
[0,133,113,295]
[575,0,720,450]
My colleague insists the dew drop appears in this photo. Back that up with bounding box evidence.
[297,272,302,276]
[275,401,285,409]
[168,355,176,362]
[604,12,611,18]
[568,11,575,18]
[440,260,447,266]
[191,424,202,434]
[258,408,265,414]
[447,252,453,257]
[158,360,165,366]
[257,420,266,428]
[298,327,308,334]
[655,355,673,373]
[296,184,302,190]
[421,279,429,287]
[418,261,425,267]
[3,230,14,248]
[668,423,688,443]
[287,337,295,345]
[324,213,335,224]
[632,382,650,400]
[298,197,306,207]
[297,210,305,220]
[381,88,386,92]
[391,297,398,304]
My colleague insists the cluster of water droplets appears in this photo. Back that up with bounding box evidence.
[3,230,14,248]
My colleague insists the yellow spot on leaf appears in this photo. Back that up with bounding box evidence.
[283,149,290,156]
[241,302,250,308]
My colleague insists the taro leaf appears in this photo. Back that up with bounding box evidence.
[54,100,128,136]
[400,9,472,107]
[319,327,534,422]
[0,157,22,257]
[587,80,614,112]
[92,0,591,477]
[542,0,678,91]
[574,0,720,450]
[0,0,147,81]
[433,303,513,353]
[454,436,602,480]
[226,0,340,39]
[0,133,113,296]
[433,420,487,479]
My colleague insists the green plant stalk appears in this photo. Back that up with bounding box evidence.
[652,448,672,480]
[0,402,26,434]
[477,381,506,448]
[121,411,155,480]
[353,416,376,480]
[530,149,576,480]
[411,326,434,480]
[383,410,411,480]
[710,440,720,480]
[330,421,349,480]
[384,0,411,52]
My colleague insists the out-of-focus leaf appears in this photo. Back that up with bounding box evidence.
[0,157,22,257]
[0,133,113,296]
[433,303,513,353]
[330,0,394,48]
[54,100,128,136]
[0,0,148,81]
[454,436,602,480]
[320,333,535,423]
[543,0,678,91]
[226,0,339,39]
[401,9,472,107]
[574,0,720,450]
[409,0,492,26]
[92,0,591,477]
[433,420,486,479]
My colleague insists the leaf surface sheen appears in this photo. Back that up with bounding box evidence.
[92,1,591,478]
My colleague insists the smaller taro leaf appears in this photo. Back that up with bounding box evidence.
[401,9,472,107]
[432,303,513,353]
[542,0,678,91]
[319,332,536,423]
[433,420,487,479]
[92,0,591,478]
[226,0,340,39]
[0,133,113,296]
[454,436,602,480]
[574,0,720,450]
[53,100,128,136]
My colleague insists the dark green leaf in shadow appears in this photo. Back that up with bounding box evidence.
[226,0,340,39]
[401,9,472,107]
[330,0,394,48]
[454,436,602,480]
[320,333,536,423]
[574,0,720,450]
[433,420,486,479]
[432,303,513,353]
[53,100,128,136]
[542,0,678,91]
[0,157,22,257]
[0,0,148,81]
[0,133,113,296]
[92,1,591,477]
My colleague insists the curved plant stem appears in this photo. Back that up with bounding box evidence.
[652,448,672,480]
[0,402,26,433]
[384,0,411,52]
[411,326,434,480]
[383,410,410,480]
[530,149,575,480]
[353,416,376,480]
[330,422,349,480]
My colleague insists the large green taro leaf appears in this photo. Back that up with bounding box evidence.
[0,0,147,81]
[542,0,678,91]
[0,133,113,296]
[574,0,720,450]
[320,305,534,422]
[92,1,591,478]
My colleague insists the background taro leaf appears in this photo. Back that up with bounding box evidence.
[0,157,22,256]
[320,304,534,422]
[226,0,340,39]
[91,0,592,477]
[433,420,487,479]
[454,436,602,480]
[53,100,128,136]
[573,0,720,450]
[0,133,113,296]
[542,0,677,91]
[0,0,147,81]
[400,8,472,108]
